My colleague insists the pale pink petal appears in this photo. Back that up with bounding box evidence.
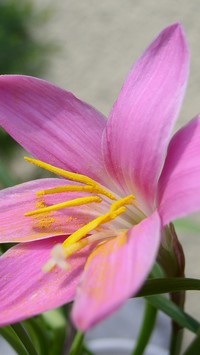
[72,211,161,330]
[0,75,109,183]
[0,178,101,242]
[103,23,189,208]
[158,115,200,225]
[0,236,91,326]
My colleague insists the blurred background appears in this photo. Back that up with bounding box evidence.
[0,0,200,353]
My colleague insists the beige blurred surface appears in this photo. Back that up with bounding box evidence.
[25,0,200,351]
[35,0,200,126]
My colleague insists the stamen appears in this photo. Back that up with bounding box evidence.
[37,185,100,196]
[110,195,135,212]
[25,157,116,200]
[42,196,136,272]
[24,158,141,274]
[63,206,126,248]
[25,196,102,216]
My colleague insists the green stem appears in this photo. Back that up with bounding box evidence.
[0,326,28,355]
[69,331,85,355]
[170,328,183,355]
[132,301,157,355]
[12,323,38,355]
[169,290,185,355]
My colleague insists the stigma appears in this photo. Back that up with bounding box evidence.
[24,157,135,271]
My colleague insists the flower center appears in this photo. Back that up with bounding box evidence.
[25,157,136,271]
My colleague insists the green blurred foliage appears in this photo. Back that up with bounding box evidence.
[0,0,51,75]
[0,0,54,187]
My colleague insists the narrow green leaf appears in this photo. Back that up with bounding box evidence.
[146,295,200,334]
[137,278,200,297]
[12,323,38,355]
[0,326,28,355]
[23,318,50,355]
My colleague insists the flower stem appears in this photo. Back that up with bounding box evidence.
[169,290,185,355]
[69,331,85,355]
[131,301,157,355]
[170,327,183,355]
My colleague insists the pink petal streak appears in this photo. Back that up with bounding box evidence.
[158,115,200,225]
[0,236,91,326]
[103,23,189,209]
[72,211,161,330]
[0,75,109,184]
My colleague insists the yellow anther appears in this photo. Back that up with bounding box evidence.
[37,185,103,196]
[25,157,116,200]
[63,206,126,248]
[25,196,102,216]
[110,194,135,212]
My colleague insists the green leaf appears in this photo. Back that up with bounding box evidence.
[0,325,28,355]
[137,278,200,297]
[11,323,38,355]
[146,295,200,334]
[23,318,50,355]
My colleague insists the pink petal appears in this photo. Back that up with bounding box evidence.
[0,178,100,242]
[72,211,161,330]
[0,75,109,184]
[0,236,91,326]
[158,115,200,225]
[103,23,189,209]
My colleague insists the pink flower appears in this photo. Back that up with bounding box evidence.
[0,23,198,331]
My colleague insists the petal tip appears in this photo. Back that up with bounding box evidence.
[165,22,189,50]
